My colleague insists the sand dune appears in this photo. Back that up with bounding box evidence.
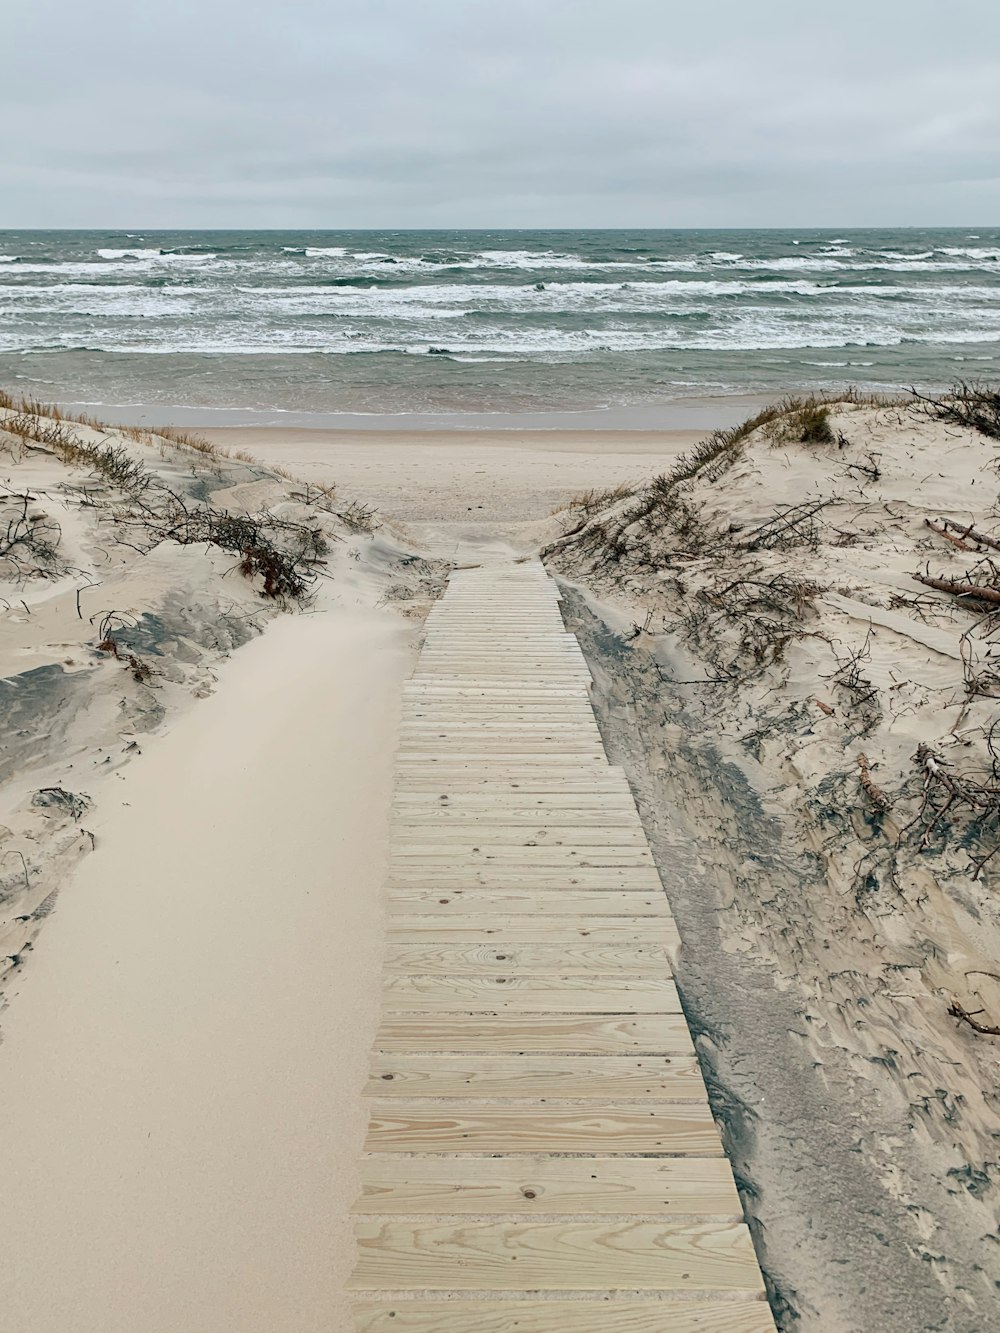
[546,394,1000,1328]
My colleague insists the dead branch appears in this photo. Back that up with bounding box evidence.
[742,498,834,552]
[924,518,977,552]
[914,573,1000,606]
[843,452,882,482]
[938,517,1000,553]
[626,609,654,640]
[948,1001,1000,1037]
[903,743,1000,875]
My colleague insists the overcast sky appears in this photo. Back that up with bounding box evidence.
[5,0,999,228]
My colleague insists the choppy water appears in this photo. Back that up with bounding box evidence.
[1,228,998,420]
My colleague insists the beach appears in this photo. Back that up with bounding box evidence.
[6,0,1000,1309]
[3,375,1000,1328]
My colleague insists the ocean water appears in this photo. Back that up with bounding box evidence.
[1,228,998,422]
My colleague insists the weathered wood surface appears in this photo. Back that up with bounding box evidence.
[350,559,775,1329]
[354,1153,742,1214]
[381,942,673,972]
[373,1013,696,1054]
[382,920,681,946]
[379,974,681,1012]
[353,1301,777,1333]
[365,1053,704,1098]
[364,1103,722,1154]
[350,1220,764,1291]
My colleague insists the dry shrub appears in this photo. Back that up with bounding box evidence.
[565,484,634,516]
[913,381,1000,442]
[340,499,380,533]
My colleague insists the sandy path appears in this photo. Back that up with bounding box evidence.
[0,607,409,1332]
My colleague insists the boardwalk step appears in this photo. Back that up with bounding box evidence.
[353,1300,776,1333]
[349,1220,764,1292]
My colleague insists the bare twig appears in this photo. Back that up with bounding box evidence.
[949,1001,1000,1037]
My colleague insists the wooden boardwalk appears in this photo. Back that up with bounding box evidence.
[349,559,776,1331]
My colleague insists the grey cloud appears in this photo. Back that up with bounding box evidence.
[4,0,999,226]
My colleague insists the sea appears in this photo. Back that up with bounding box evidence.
[1,227,998,425]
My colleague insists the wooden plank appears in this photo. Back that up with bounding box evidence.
[365,1104,721,1154]
[403,709,597,718]
[381,943,673,973]
[385,892,670,915]
[399,726,601,736]
[393,792,630,801]
[391,821,641,834]
[402,711,597,720]
[390,847,653,864]
[349,1220,762,1292]
[388,867,657,880]
[352,1299,776,1333]
[388,863,660,876]
[383,921,680,948]
[366,1055,702,1099]
[392,819,642,831]
[396,758,609,766]
[387,874,664,890]
[390,812,638,824]
[373,1014,694,1054]
[354,1153,740,1215]
[392,792,634,805]
[379,975,680,1013]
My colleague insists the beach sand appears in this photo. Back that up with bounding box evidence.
[0,607,408,1332]
[199,427,698,543]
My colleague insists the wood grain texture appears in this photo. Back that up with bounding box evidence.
[366,1054,703,1099]
[386,891,671,915]
[390,862,659,878]
[381,942,673,973]
[355,1153,740,1215]
[352,1299,776,1332]
[390,827,647,843]
[364,1104,722,1154]
[383,921,680,949]
[349,1220,763,1292]
[379,975,680,1013]
[373,1014,695,1054]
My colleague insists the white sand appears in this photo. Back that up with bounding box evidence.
[0,607,408,1332]
[200,427,698,540]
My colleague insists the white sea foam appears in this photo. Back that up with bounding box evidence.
[97,248,163,260]
[938,246,1000,261]
[11,313,997,359]
[95,248,218,265]
[304,247,349,257]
